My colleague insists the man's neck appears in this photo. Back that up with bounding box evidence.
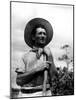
[33,44,46,48]
[33,46,44,49]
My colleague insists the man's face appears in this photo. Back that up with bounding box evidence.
[34,27,47,47]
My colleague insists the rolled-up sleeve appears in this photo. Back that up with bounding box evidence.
[16,58,25,73]
[16,56,26,86]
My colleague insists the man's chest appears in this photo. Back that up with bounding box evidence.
[23,52,44,71]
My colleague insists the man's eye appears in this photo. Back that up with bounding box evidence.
[43,32,46,35]
[38,32,46,35]
[36,32,41,36]
[38,32,42,35]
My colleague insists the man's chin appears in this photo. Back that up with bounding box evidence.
[35,41,46,47]
[40,42,46,45]
[39,42,46,47]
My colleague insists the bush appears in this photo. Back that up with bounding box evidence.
[51,67,74,96]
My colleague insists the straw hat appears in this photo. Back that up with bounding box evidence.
[24,18,53,48]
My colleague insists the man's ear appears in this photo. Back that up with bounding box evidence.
[32,34,35,41]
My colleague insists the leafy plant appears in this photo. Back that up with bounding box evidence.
[51,67,74,96]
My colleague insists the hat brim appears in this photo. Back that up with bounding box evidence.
[24,18,53,48]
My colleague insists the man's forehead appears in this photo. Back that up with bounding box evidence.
[36,27,46,33]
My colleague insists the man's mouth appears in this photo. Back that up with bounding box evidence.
[40,38,46,43]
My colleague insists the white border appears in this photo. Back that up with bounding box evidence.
[0,0,75,100]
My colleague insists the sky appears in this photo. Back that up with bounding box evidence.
[11,2,73,87]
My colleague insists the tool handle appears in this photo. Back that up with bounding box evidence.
[42,54,47,96]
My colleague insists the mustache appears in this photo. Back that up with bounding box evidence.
[40,37,46,40]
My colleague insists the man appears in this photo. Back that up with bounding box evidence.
[16,18,58,97]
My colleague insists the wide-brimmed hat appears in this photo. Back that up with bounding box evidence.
[24,18,53,48]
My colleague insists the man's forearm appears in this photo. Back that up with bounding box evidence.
[17,66,45,79]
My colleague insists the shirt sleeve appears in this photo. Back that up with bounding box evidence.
[16,54,27,86]
[15,56,26,74]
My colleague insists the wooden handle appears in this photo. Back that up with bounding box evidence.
[43,69,48,96]
[42,54,48,96]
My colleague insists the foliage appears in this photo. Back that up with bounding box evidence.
[58,44,73,72]
[51,67,74,96]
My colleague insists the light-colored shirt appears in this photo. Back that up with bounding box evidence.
[16,46,58,87]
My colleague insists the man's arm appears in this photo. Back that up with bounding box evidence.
[16,61,49,86]
[16,52,49,86]
[44,47,59,79]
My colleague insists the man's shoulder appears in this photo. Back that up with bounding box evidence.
[22,49,36,59]
[44,46,53,56]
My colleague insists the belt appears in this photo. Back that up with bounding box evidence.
[21,84,50,93]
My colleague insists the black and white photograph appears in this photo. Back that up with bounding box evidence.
[10,1,74,99]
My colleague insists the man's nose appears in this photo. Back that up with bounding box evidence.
[41,33,45,37]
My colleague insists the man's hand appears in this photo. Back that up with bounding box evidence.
[42,61,52,69]
[36,61,52,72]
